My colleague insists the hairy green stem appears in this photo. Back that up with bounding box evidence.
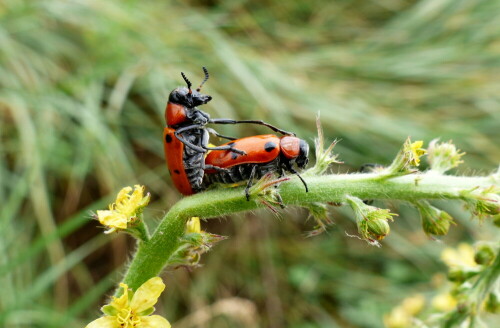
[121,173,497,291]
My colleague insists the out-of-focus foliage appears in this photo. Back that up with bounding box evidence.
[0,0,499,327]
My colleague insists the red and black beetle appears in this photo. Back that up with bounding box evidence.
[163,67,295,195]
[203,134,310,200]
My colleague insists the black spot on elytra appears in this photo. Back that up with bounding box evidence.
[231,153,238,160]
[165,134,173,143]
[174,169,181,175]
[264,142,277,152]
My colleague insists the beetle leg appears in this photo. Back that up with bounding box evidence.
[278,167,285,178]
[204,145,246,155]
[209,118,295,136]
[174,125,207,153]
[203,164,230,173]
[244,165,258,201]
[200,128,246,155]
[206,127,237,141]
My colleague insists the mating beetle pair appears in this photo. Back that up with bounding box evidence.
[162,67,309,199]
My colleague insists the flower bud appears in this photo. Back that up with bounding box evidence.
[416,201,454,236]
[494,214,500,228]
[346,196,396,245]
[474,243,495,265]
[186,217,201,234]
[426,139,465,174]
[366,217,391,241]
[485,292,500,314]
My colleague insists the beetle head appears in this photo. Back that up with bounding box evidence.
[295,139,309,168]
[168,67,212,108]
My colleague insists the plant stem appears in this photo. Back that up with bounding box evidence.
[120,173,497,291]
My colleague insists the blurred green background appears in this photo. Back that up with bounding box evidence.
[1,0,499,327]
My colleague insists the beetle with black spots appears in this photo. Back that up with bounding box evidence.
[203,134,310,200]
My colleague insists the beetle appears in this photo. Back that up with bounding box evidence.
[164,67,295,195]
[203,134,310,200]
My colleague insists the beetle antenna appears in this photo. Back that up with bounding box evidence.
[288,167,309,192]
[181,72,192,94]
[196,67,210,92]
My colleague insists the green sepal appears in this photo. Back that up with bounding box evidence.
[101,304,118,316]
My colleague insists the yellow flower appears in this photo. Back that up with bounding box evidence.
[186,217,201,234]
[384,307,411,328]
[431,293,457,312]
[400,294,425,316]
[407,140,426,166]
[97,185,150,233]
[86,277,170,328]
[383,294,425,328]
[441,243,477,268]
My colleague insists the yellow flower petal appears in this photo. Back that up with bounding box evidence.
[98,211,128,230]
[109,283,130,310]
[115,185,145,216]
[130,277,165,313]
[116,186,133,204]
[96,210,113,222]
[85,316,120,328]
[140,315,171,328]
[409,140,426,166]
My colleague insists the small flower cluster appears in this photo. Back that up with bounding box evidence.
[434,243,499,326]
[384,243,499,328]
[88,186,173,327]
